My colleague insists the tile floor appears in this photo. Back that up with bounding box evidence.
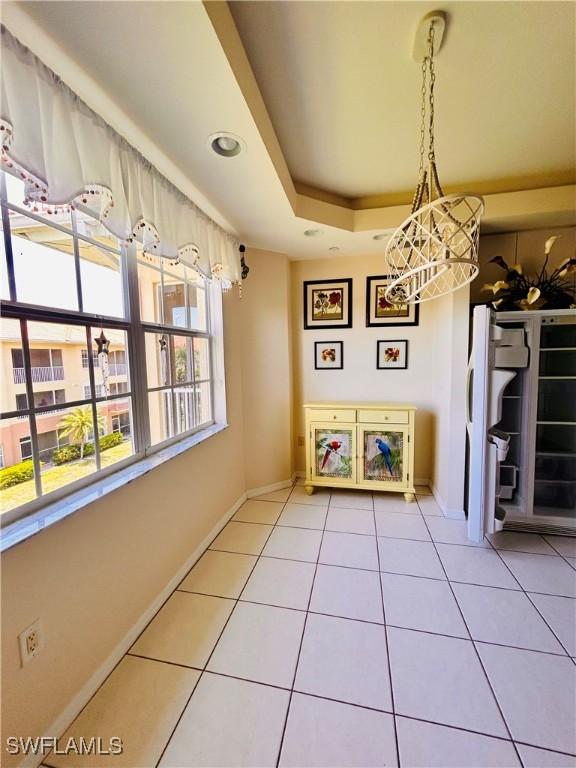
[43,482,576,768]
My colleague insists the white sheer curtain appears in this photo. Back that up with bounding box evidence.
[0,25,241,285]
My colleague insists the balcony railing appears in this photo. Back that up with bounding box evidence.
[108,363,128,376]
[12,366,65,384]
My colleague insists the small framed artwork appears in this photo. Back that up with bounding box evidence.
[304,278,353,329]
[366,275,419,327]
[377,340,408,370]
[315,341,343,370]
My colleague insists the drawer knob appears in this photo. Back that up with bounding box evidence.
[333,415,337,419]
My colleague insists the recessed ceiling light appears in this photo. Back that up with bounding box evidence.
[209,132,244,157]
[372,233,387,241]
[329,246,340,252]
[304,229,324,237]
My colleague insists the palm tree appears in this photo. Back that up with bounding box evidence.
[59,407,104,460]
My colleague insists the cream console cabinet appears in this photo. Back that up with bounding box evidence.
[304,402,417,502]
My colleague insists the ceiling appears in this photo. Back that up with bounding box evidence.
[230,1,576,204]
[3,0,575,260]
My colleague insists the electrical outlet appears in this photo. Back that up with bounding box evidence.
[297,436,305,447]
[18,619,44,666]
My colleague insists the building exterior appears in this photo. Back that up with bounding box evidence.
[0,324,129,467]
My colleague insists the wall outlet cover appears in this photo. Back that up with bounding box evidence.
[18,618,44,666]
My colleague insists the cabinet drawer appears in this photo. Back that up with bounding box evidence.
[358,409,409,425]
[308,408,356,423]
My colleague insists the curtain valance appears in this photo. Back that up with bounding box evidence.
[0,25,241,285]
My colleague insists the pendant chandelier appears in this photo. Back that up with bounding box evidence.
[384,13,484,305]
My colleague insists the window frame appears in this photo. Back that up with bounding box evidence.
[0,171,223,529]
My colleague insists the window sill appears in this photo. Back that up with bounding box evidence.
[0,423,229,553]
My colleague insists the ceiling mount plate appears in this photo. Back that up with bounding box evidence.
[412,11,447,61]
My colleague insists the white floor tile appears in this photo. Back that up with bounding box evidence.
[294,613,392,710]
[262,526,323,563]
[527,593,576,656]
[437,544,520,589]
[241,557,316,610]
[426,516,490,547]
[329,488,373,510]
[373,493,420,514]
[210,521,272,556]
[396,717,520,767]
[488,531,557,555]
[326,506,376,534]
[499,552,576,597]
[233,499,284,524]
[277,502,327,530]
[159,673,289,768]
[254,487,293,503]
[319,530,379,570]
[478,643,576,754]
[289,486,331,506]
[207,601,305,687]
[49,656,199,768]
[179,550,257,599]
[544,535,576,559]
[310,564,384,623]
[515,744,576,768]
[130,592,234,668]
[375,510,431,541]
[453,583,565,654]
[378,537,446,579]
[416,495,444,517]
[381,573,468,638]
[279,693,397,768]
[388,627,507,737]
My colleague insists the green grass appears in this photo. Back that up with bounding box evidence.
[0,441,133,513]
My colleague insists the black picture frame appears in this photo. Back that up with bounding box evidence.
[366,275,419,327]
[377,340,408,370]
[304,278,353,329]
[314,341,344,370]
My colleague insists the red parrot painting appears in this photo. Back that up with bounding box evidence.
[320,440,342,470]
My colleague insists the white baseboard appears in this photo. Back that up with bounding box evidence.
[414,477,430,488]
[431,484,466,520]
[246,477,294,498]
[20,492,247,768]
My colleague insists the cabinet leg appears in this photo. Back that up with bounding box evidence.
[304,485,315,496]
[404,492,416,503]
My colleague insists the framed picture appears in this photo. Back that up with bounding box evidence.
[304,278,353,329]
[315,341,343,370]
[366,275,419,327]
[377,340,408,370]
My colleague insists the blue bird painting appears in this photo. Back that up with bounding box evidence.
[375,437,394,474]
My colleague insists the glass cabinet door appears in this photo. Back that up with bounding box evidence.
[358,425,409,486]
[311,423,356,484]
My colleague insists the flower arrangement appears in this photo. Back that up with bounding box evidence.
[482,236,576,311]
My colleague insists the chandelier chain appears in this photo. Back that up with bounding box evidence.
[427,23,436,160]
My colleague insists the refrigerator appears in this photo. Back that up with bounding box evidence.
[467,306,576,543]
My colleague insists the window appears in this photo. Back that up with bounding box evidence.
[1,171,222,522]
[81,349,99,368]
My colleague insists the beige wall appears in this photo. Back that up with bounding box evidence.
[0,291,249,762]
[471,226,576,305]
[240,248,293,489]
[290,254,469,487]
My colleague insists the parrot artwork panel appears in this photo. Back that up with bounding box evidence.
[364,431,404,482]
[315,429,353,479]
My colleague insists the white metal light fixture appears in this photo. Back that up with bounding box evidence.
[209,132,244,157]
[384,12,484,305]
